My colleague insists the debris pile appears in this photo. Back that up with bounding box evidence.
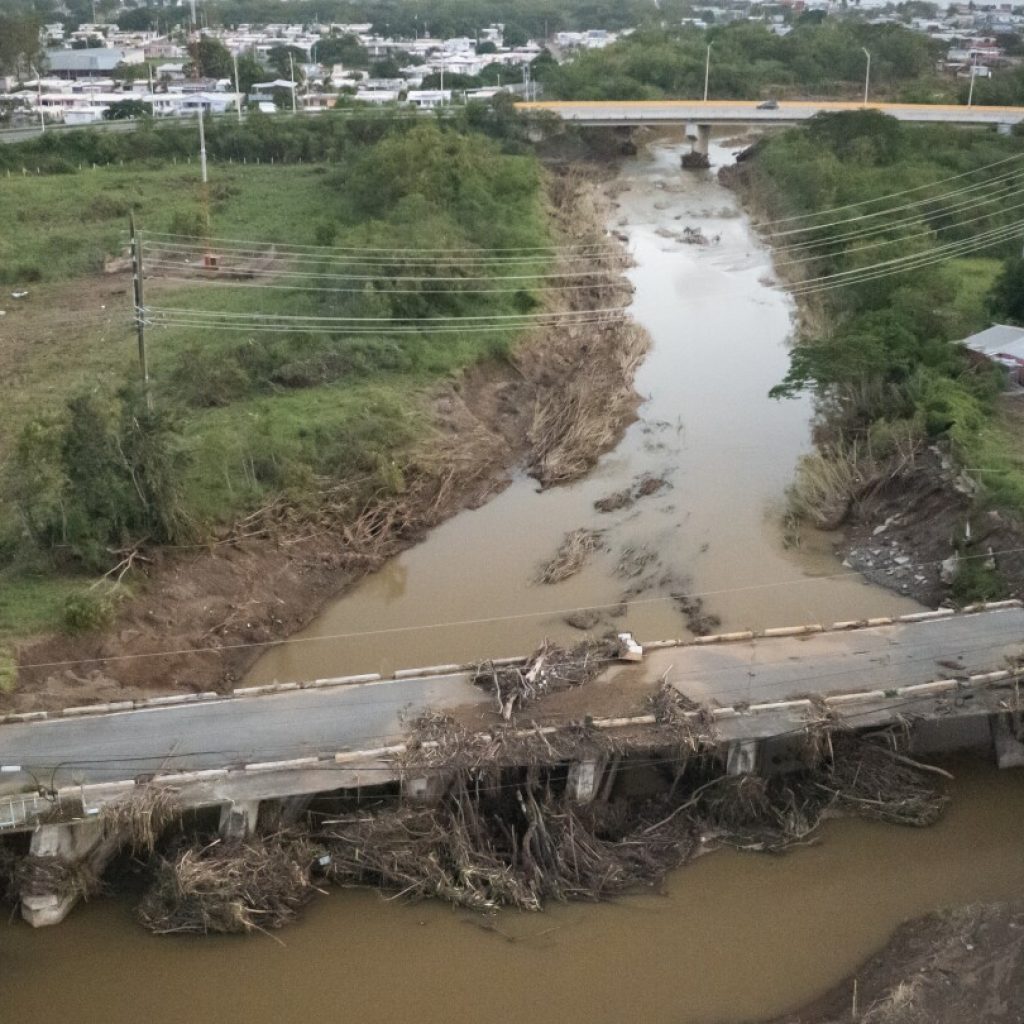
[537,528,603,584]
[138,835,323,935]
[101,785,183,855]
[473,639,617,720]
[16,855,101,904]
[317,775,697,911]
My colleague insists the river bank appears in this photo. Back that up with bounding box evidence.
[7,166,647,712]
[722,130,1024,612]
[770,900,1024,1024]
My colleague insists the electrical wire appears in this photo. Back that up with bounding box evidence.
[774,181,1023,253]
[140,229,624,257]
[16,545,1024,673]
[755,150,1024,227]
[764,165,1024,239]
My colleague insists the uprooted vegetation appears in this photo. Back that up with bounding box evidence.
[473,638,617,720]
[123,723,949,933]
[536,528,604,584]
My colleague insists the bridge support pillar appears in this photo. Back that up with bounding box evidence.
[567,757,607,804]
[402,771,452,805]
[682,124,712,169]
[21,819,118,927]
[218,799,261,840]
[992,713,1024,769]
[726,738,760,776]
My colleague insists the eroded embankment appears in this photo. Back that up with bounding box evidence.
[768,901,1024,1024]
[9,168,648,712]
[721,154,1024,611]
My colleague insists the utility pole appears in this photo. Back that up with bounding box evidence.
[30,65,44,132]
[129,214,153,411]
[197,104,208,182]
[967,52,978,106]
[289,51,298,112]
[703,42,712,102]
[862,47,871,106]
[233,52,242,121]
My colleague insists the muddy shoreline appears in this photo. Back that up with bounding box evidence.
[9,166,649,712]
[719,159,1024,611]
[767,901,1024,1024]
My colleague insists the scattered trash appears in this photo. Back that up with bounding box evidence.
[10,291,28,299]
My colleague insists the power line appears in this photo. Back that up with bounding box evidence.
[16,545,1024,672]
[764,164,1024,239]
[775,181,1023,253]
[771,194,1024,270]
[756,150,1024,228]
[140,229,624,257]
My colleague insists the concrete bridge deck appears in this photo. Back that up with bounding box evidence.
[5,601,1024,926]
[1,603,1021,802]
[516,99,1024,127]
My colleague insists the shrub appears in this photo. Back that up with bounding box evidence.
[62,589,118,634]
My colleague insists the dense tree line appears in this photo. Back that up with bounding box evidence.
[542,22,944,101]
[744,112,1024,524]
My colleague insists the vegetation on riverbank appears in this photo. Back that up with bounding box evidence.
[0,112,572,641]
[733,112,1024,599]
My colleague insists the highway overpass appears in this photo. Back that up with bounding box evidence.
[516,98,1024,128]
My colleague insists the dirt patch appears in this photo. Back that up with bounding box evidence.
[835,447,1024,607]
[9,169,650,711]
[767,901,1024,1024]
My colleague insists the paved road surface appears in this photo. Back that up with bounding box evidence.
[517,99,1024,127]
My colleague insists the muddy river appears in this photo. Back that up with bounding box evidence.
[247,139,917,686]
[2,140,1017,1024]
[3,760,1024,1024]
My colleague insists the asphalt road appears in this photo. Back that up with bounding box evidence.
[2,608,1021,792]
[0,673,486,791]
[517,99,1024,126]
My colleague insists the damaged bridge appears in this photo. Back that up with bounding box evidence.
[3,601,1024,926]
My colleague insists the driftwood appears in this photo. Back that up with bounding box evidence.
[138,834,323,935]
[473,639,617,721]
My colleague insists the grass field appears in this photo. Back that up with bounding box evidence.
[0,128,554,640]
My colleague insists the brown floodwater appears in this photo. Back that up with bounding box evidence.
[247,139,917,687]
[2,759,1024,1024]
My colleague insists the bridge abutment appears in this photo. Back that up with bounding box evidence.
[21,819,118,927]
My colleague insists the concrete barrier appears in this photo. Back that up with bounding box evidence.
[243,757,320,773]
[762,624,824,638]
[898,609,956,623]
[825,690,888,705]
[393,664,464,679]
[693,630,755,645]
[304,673,381,689]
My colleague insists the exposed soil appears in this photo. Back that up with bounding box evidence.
[8,169,650,712]
[768,901,1024,1024]
[835,446,1024,607]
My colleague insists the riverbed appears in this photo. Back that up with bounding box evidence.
[247,139,918,687]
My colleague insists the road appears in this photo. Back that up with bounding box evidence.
[515,99,1024,127]
[1,606,1021,792]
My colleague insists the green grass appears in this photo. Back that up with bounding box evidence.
[0,571,87,643]
[0,134,553,639]
[944,257,1001,338]
[0,163,348,283]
